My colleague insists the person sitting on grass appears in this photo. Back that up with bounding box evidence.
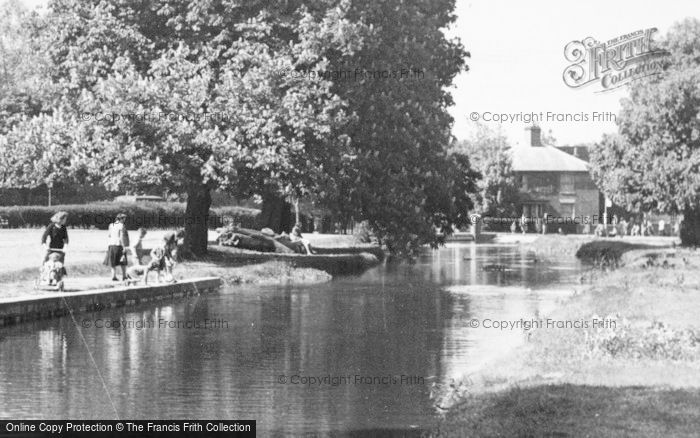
[125,260,160,285]
[290,223,314,254]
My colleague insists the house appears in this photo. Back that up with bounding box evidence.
[555,144,592,162]
[512,126,600,233]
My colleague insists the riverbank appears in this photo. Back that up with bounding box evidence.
[432,235,700,437]
[0,229,379,299]
[0,277,221,327]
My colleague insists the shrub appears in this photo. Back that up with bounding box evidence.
[585,314,700,360]
[0,203,260,230]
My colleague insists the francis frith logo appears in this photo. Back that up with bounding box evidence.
[563,27,669,92]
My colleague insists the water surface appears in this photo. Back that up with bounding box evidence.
[0,244,582,436]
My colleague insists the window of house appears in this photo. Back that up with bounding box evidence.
[528,174,555,195]
[560,174,575,193]
[560,202,575,218]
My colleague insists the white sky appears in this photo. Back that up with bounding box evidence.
[447,0,700,145]
[18,0,700,146]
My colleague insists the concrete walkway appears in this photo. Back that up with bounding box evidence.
[0,277,221,327]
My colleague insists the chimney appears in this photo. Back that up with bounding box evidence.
[524,125,542,147]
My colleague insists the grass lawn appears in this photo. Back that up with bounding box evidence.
[432,235,700,437]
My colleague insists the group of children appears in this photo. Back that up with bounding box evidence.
[39,210,184,288]
[124,228,183,285]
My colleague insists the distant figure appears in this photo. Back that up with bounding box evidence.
[658,219,666,237]
[619,218,629,237]
[521,215,528,234]
[542,213,548,235]
[291,223,313,254]
[535,218,542,234]
[674,218,681,237]
[104,213,129,281]
[510,221,517,233]
[594,223,605,237]
[631,222,640,236]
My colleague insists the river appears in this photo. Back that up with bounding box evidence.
[0,243,582,436]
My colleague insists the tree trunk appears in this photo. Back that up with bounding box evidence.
[183,183,212,258]
[294,198,300,225]
[680,206,700,247]
[260,193,293,233]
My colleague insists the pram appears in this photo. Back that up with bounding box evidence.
[35,250,66,292]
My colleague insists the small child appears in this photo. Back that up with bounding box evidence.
[125,260,160,285]
[42,252,65,285]
[129,227,148,265]
[150,241,176,283]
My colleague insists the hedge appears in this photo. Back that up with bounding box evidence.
[0,202,260,230]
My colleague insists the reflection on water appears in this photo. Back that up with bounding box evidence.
[0,244,582,435]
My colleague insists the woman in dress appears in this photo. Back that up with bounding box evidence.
[104,213,130,281]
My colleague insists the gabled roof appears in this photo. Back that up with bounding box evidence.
[512,145,589,172]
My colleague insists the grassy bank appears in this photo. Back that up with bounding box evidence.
[434,385,700,437]
[0,255,332,300]
[432,236,700,437]
[521,234,679,257]
[213,246,381,276]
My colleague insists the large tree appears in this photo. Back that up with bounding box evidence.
[317,0,474,253]
[1,0,358,255]
[451,123,519,222]
[0,0,474,256]
[589,18,700,245]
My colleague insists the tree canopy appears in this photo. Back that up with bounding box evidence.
[451,123,518,222]
[0,0,48,134]
[589,18,700,244]
[0,0,475,256]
